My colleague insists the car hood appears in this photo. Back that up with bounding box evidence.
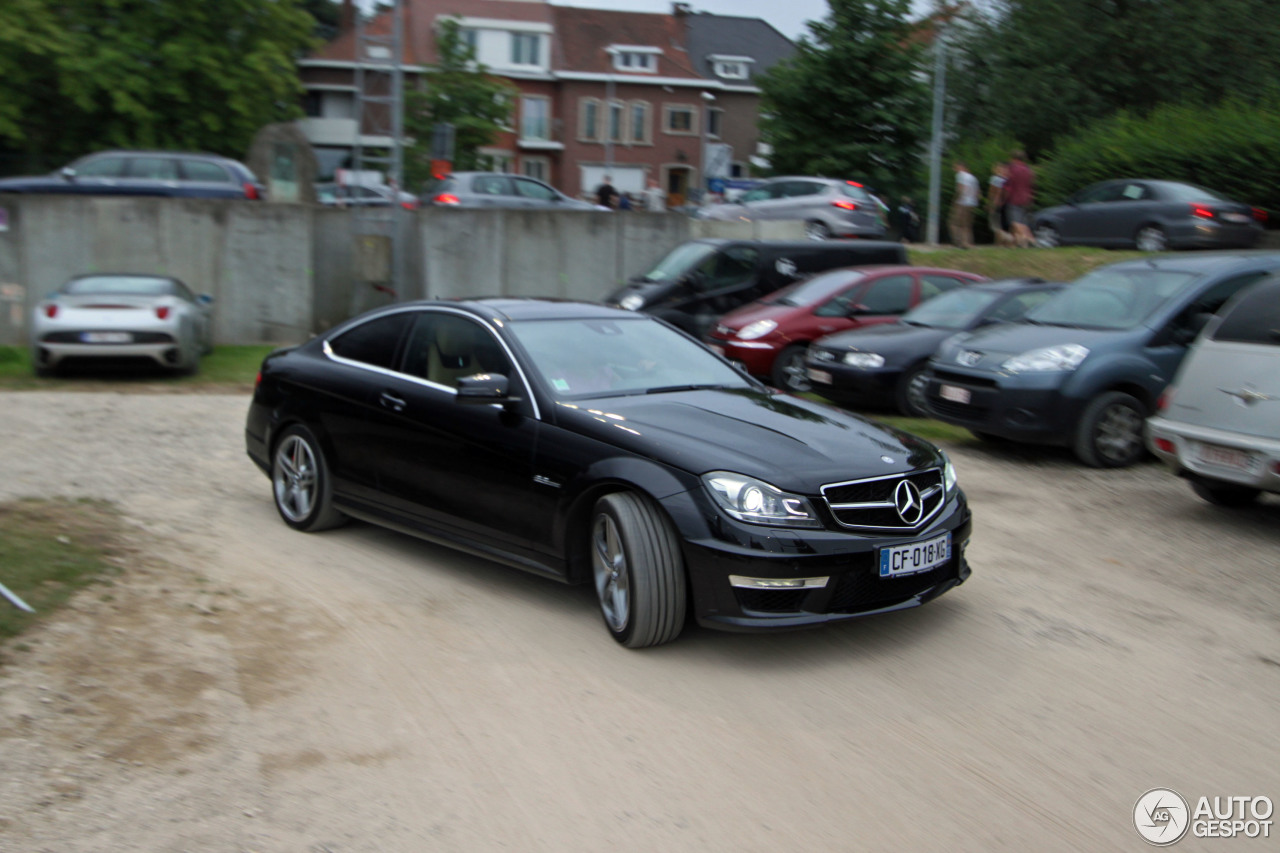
[935,322,1126,369]
[717,302,796,330]
[554,387,942,493]
[815,322,954,356]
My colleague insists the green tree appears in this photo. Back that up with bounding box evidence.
[0,0,316,171]
[403,18,517,188]
[757,0,930,198]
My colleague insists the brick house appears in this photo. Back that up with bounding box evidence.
[296,0,795,205]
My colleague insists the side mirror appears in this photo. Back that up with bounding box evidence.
[61,167,77,181]
[456,372,519,405]
[846,303,871,317]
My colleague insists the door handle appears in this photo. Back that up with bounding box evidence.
[379,392,406,413]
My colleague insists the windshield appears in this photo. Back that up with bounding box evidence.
[640,243,718,282]
[509,317,752,399]
[1026,268,1198,330]
[773,269,864,306]
[64,276,175,297]
[901,288,1000,329]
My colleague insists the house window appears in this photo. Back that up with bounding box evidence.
[580,99,601,141]
[521,96,550,141]
[302,91,323,117]
[664,105,697,135]
[511,33,540,65]
[707,107,723,139]
[710,56,753,79]
[522,157,550,182]
[629,101,650,144]
[459,28,478,54]
[609,101,625,142]
[612,50,657,73]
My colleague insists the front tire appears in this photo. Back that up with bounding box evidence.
[771,344,811,393]
[1135,224,1167,252]
[272,424,347,531]
[1190,479,1259,507]
[591,492,686,648]
[1073,391,1148,468]
[895,363,931,417]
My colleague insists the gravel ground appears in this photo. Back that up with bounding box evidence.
[0,391,1278,852]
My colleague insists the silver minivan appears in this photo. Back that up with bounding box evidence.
[1146,274,1280,506]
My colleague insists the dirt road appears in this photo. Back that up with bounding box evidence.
[1,391,1277,852]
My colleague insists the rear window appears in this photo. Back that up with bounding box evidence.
[1155,182,1232,203]
[840,183,874,201]
[65,276,176,296]
[1211,278,1280,345]
[181,160,233,183]
[328,312,413,369]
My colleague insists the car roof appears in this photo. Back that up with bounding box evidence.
[390,298,638,324]
[78,149,235,162]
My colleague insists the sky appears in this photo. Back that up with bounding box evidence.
[549,1,938,41]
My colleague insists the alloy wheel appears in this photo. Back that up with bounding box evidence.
[274,435,318,523]
[591,514,630,633]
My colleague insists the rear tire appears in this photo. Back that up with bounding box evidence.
[805,220,831,241]
[591,492,687,648]
[1190,479,1259,507]
[771,344,811,393]
[1135,224,1167,252]
[271,424,347,532]
[1034,223,1060,248]
[1073,391,1148,468]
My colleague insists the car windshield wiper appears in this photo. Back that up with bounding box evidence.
[643,383,735,395]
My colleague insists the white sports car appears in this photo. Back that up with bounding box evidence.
[31,274,214,375]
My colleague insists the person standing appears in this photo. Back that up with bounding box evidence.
[642,177,667,212]
[949,161,979,249]
[988,162,1012,246]
[594,175,618,209]
[896,195,920,243]
[1004,150,1036,247]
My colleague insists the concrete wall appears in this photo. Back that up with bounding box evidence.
[0,194,804,345]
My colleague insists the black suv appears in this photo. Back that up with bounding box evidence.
[605,239,907,337]
[0,150,264,200]
[923,253,1280,466]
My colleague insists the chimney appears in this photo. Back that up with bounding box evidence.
[672,3,693,16]
[340,0,356,34]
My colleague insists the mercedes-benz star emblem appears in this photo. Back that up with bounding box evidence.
[893,480,924,524]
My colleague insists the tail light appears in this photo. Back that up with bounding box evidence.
[1153,437,1175,454]
[831,198,858,211]
[155,306,171,320]
[401,198,420,210]
[845,180,864,188]
[433,193,460,205]
[255,370,262,389]
[44,304,58,319]
[243,183,260,200]
[1253,207,1268,222]
[1190,204,1215,219]
[1157,386,1173,412]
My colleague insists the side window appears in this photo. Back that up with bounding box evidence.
[127,157,181,180]
[328,312,413,369]
[739,187,772,202]
[859,274,915,314]
[709,247,758,286]
[473,175,513,196]
[514,178,557,201]
[1212,279,1280,345]
[1188,272,1270,316]
[988,290,1055,322]
[1119,183,1146,201]
[401,313,512,389]
[813,284,865,318]
[920,275,966,300]
[181,160,234,184]
[76,157,126,178]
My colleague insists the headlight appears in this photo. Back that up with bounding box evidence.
[619,294,645,312]
[941,451,958,496]
[703,471,821,528]
[843,352,885,369]
[738,319,777,340]
[1002,343,1089,373]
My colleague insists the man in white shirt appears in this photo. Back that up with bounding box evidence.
[949,160,979,249]
[642,177,667,212]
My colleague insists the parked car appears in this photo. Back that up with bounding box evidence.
[315,182,419,209]
[694,176,888,241]
[605,238,907,338]
[807,278,1063,416]
[31,274,215,375]
[423,172,596,210]
[922,253,1280,467]
[0,150,264,200]
[707,266,987,393]
[1033,179,1265,252]
[246,299,973,648]
[1146,274,1280,506]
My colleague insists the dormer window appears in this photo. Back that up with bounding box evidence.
[609,45,661,74]
[709,54,754,80]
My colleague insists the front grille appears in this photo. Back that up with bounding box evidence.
[932,368,999,388]
[735,588,809,613]
[927,397,990,422]
[827,562,949,612]
[821,469,945,531]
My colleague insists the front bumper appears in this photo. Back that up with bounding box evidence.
[807,361,901,406]
[705,337,780,377]
[660,487,972,631]
[1146,415,1280,493]
[924,366,1083,445]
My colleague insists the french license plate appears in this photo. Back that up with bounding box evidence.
[1223,212,1249,223]
[879,532,952,578]
[82,331,132,343]
[808,368,832,385]
[939,384,971,404]
[1194,441,1259,475]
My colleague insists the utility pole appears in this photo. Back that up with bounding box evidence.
[925,5,948,246]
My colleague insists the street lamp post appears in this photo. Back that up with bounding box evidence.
[699,91,716,203]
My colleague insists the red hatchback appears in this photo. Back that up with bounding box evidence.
[706,265,987,392]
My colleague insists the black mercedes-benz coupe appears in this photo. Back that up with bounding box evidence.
[245,299,973,647]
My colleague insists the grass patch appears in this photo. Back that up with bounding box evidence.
[0,499,126,643]
[869,414,976,444]
[908,245,1146,283]
[0,344,280,391]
